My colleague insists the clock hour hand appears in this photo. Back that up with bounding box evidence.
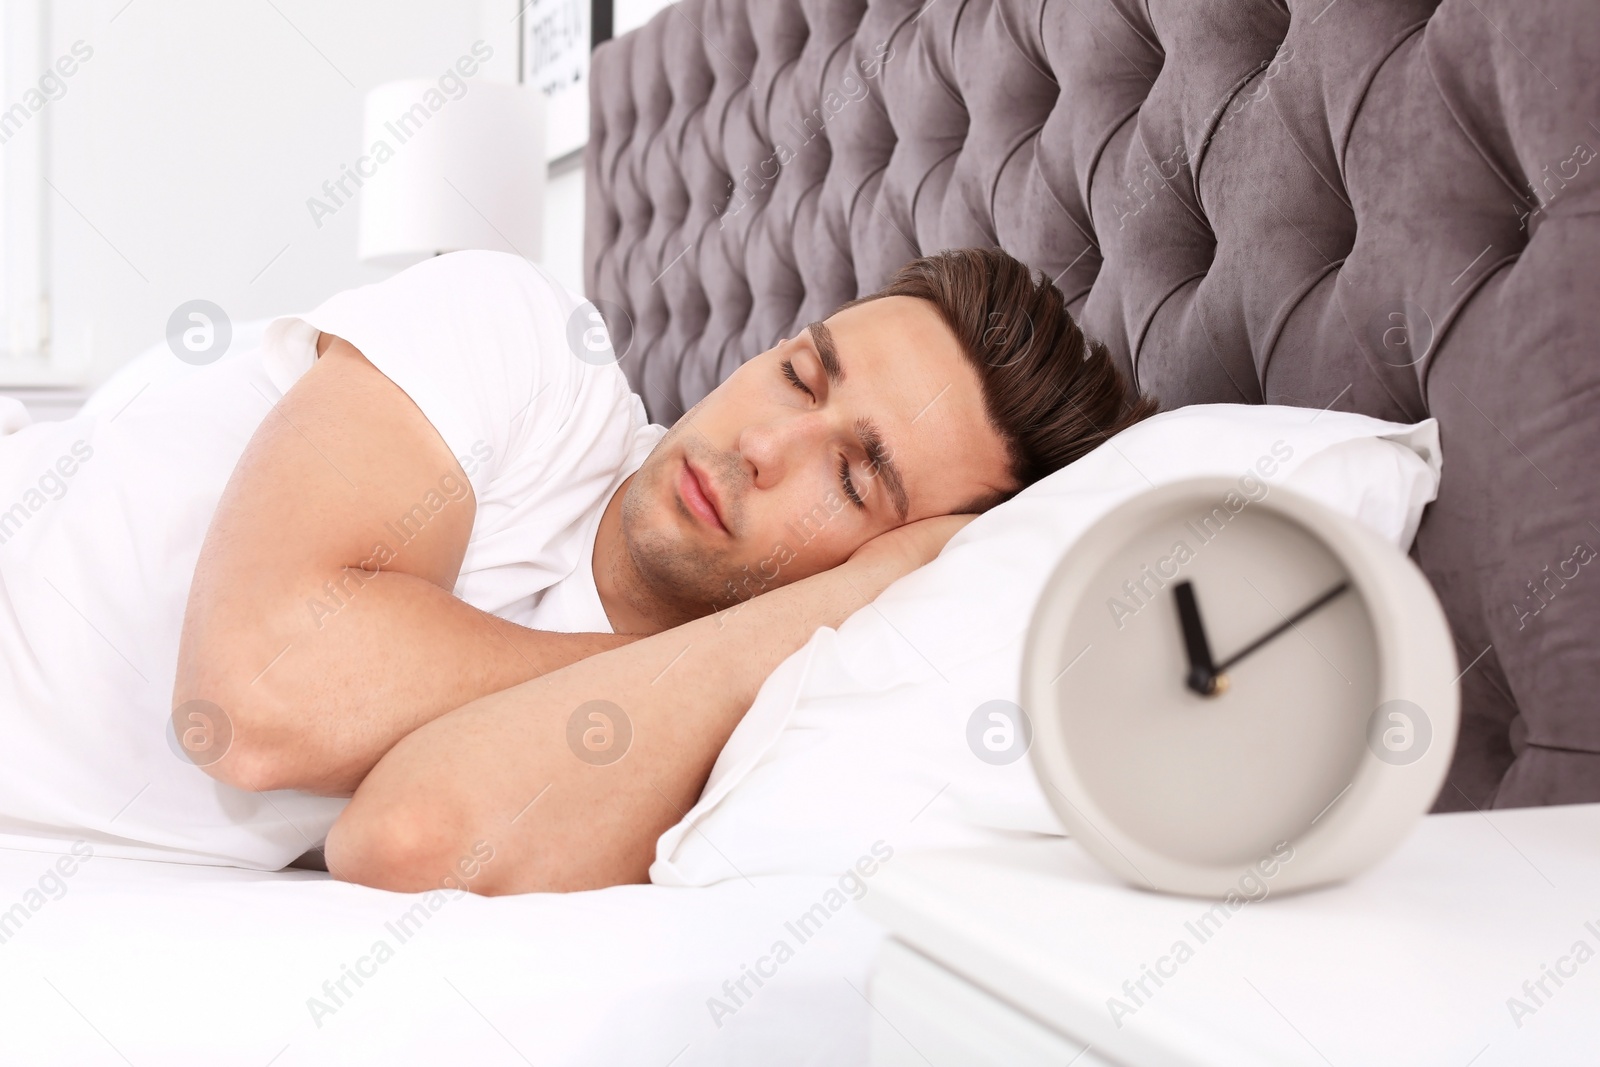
[1214,580,1351,674]
[1173,581,1224,697]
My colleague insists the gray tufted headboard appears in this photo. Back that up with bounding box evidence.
[583,0,1599,811]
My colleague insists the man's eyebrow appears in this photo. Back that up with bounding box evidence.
[856,417,910,522]
[805,321,844,384]
[804,320,911,522]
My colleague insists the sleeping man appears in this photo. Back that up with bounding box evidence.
[0,246,1149,895]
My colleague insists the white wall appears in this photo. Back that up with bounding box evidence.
[41,0,519,390]
[10,0,676,405]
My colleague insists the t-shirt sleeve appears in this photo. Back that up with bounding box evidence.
[258,250,637,501]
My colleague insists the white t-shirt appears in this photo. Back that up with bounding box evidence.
[0,251,666,869]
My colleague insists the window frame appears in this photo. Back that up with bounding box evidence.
[0,0,55,386]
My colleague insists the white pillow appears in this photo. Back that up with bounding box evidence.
[76,316,278,423]
[649,405,1442,886]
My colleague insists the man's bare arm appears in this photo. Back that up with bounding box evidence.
[174,335,641,799]
[323,515,973,896]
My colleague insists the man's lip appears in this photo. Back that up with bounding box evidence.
[679,458,729,534]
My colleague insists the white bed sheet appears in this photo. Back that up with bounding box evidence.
[0,842,886,1066]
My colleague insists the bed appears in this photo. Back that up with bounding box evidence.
[3,0,1592,1063]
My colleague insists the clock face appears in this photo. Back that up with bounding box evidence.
[1051,495,1380,868]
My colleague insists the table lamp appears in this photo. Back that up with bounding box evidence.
[357,79,546,267]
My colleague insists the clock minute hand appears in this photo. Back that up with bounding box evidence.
[1173,581,1224,697]
[1213,580,1352,674]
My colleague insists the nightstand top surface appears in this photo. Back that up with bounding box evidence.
[860,803,1600,1067]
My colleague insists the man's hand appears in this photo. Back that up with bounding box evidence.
[847,512,979,576]
[324,513,969,896]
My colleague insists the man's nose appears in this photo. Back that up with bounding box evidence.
[739,411,828,488]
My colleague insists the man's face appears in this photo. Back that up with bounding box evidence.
[618,295,1016,615]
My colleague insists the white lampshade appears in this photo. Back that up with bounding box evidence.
[357,79,546,266]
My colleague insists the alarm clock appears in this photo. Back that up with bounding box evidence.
[1021,477,1459,898]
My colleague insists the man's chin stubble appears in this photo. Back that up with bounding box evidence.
[617,473,740,629]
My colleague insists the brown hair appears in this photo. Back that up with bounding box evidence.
[838,246,1158,512]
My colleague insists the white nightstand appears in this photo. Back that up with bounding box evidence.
[859,803,1600,1066]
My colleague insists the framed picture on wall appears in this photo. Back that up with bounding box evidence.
[519,0,614,162]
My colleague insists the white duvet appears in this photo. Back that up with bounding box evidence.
[0,841,886,1066]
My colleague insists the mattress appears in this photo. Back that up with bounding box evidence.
[0,842,885,1065]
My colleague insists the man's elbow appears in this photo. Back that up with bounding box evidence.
[325,802,505,895]
[171,686,348,795]
[201,745,285,794]
[169,691,289,792]
[324,801,649,897]
[325,807,439,892]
